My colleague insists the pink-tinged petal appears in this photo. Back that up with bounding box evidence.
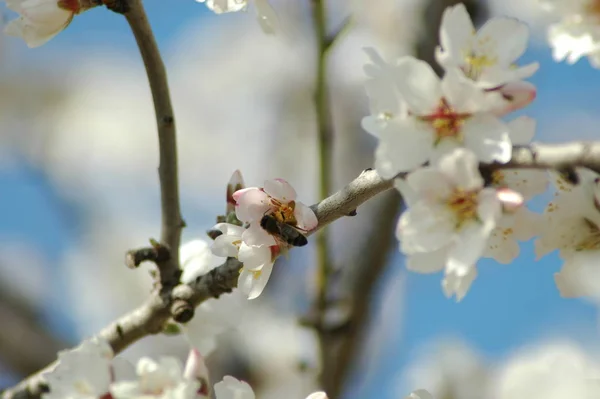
[405,167,452,201]
[227,170,245,212]
[463,114,511,164]
[183,349,210,385]
[235,189,271,223]
[436,4,474,67]
[442,264,477,301]
[490,81,536,117]
[398,202,455,253]
[242,223,276,247]
[295,202,318,231]
[238,243,272,271]
[238,263,273,300]
[232,187,256,202]
[263,178,297,203]
[438,148,483,190]
[405,246,448,273]
[396,57,442,114]
[507,116,536,145]
[211,234,242,258]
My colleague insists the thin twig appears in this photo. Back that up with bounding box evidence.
[125,0,184,289]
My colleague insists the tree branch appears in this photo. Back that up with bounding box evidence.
[5,141,600,398]
[124,0,184,289]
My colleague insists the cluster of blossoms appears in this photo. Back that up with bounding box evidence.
[539,0,600,67]
[210,172,318,300]
[362,3,548,301]
[40,337,329,399]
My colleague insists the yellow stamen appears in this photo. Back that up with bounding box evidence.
[447,189,479,229]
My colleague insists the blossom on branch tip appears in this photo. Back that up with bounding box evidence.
[436,3,538,88]
[196,0,278,34]
[5,0,97,47]
[396,148,517,301]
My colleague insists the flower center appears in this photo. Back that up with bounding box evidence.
[270,199,297,225]
[463,51,497,80]
[447,189,479,229]
[420,99,469,143]
[491,170,505,186]
[575,219,600,251]
[250,270,262,280]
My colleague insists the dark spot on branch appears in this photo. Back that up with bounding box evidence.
[206,228,223,240]
[102,0,129,13]
[125,241,171,269]
[347,209,357,217]
[162,115,174,125]
[171,300,194,323]
[116,324,124,339]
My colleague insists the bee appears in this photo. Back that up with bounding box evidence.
[260,214,308,247]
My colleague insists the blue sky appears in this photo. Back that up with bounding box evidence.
[2,2,600,397]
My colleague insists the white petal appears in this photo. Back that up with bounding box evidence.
[242,223,276,246]
[463,114,511,164]
[555,250,600,299]
[437,148,483,190]
[211,234,242,258]
[441,68,488,112]
[294,202,318,231]
[214,375,256,399]
[405,246,448,273]
[396,57,442,114]
[405,167,452,200]
[447,221,491,270]
[406,389,435,399]
[374,117,434,178]
[238,263,273,300]
[484,227,520,264]
[397,202,455,253]
[238,243,272,271]
[437,4,474,66]
[477,188,503,228]
[263,178,297,203]
[234,188,270,222]
[442,264,477,301]
[214,222,246,237]
[476,18,529,66]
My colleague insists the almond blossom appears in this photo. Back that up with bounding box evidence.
[233,178,317,246]
[405,390,434,399]
[211,222,276,299]
[535,169,600,299]
[436,3,539,88]
[5,0,97,48]
[196,0,278,34]
[396,148,515,301]
[540,0,600,68]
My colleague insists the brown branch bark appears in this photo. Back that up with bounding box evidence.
[124,0,184,289]
[5,140,600,398]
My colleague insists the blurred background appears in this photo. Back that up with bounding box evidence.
[1,0,600,398]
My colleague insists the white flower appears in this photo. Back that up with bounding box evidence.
[196,0,278,34]
[110,356,200,399]
[43,338,133,399]
[210,223,276,299]
[540,0,600,67]
[396,148,505,301]
[436,3,538,87]
[233,178,317,246]
[535,169,600,298]
[368,56,511,179]
[213,376,255,399]
[179,240,241,355]
[5,0,93,48]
